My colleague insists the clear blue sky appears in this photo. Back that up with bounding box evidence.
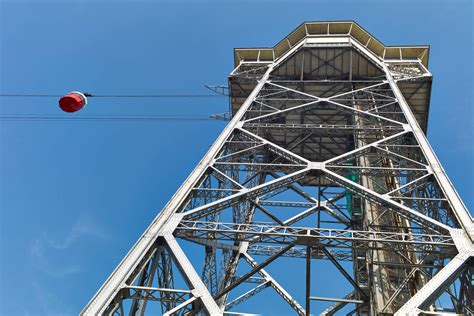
[0,0,472,315]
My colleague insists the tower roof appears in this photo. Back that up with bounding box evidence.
[234,21,430,68]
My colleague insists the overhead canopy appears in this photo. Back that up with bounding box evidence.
[233,21,429,68]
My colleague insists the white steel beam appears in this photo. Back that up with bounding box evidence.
[82,39,308,315]
[83,24,472,316]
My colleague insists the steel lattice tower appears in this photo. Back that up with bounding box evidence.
[82,21,473,316]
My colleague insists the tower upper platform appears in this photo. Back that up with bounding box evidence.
[233,21,429,67]
[229,21,433,132]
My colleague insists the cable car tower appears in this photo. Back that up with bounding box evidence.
[82,21,473,315]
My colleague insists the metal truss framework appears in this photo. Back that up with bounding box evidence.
[82,22,473,316]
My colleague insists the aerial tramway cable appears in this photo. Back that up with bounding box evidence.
[0,90,228,121]
[0,93,224,98]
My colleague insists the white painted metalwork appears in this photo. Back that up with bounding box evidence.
[82,21,473,315]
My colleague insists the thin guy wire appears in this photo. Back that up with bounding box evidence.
[0,115,214,121]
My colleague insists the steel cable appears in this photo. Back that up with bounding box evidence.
[0,114,215,121]
[0,94,224,98]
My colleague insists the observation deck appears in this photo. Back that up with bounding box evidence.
[229,21,432,132]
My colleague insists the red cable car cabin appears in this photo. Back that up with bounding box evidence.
[59,92,88,113]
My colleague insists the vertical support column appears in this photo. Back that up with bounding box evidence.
[306,246,312,315]
[81,60,277,316]
[163,234,222,315]
[394,252,472,315]
[382,64,473,241]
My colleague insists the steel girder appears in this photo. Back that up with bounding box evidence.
[82,25,473,316]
